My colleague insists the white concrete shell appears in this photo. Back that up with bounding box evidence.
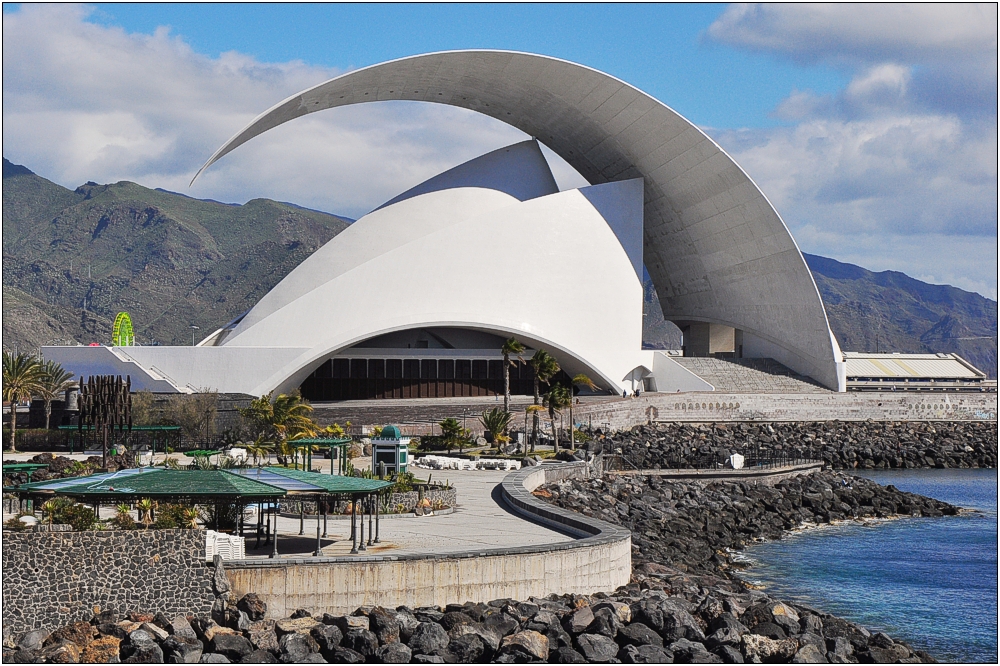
[222,179,647,396]
[195,50,844,390]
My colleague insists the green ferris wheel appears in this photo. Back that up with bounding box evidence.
[112,311,135,346]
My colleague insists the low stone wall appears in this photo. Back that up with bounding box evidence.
[224,463,631,618]
[609,461,825,487]
[1,529,218,638]
[577,391,998,431]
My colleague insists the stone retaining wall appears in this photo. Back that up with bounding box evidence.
[577,391,998,431]
[1,529,217,638]
[223,463,631,618]
[608,461,825,487]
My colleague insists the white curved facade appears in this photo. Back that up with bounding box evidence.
[194,50,845,391]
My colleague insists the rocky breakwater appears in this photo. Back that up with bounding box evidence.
[2,586,934,664]
[600,421,997,471]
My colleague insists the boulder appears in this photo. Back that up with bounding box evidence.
[239,650,278,663]
[140,622,169,642]
[235,594,267,622]
[198,655,231,664]
[328,646,365,663]
[376,642,412,663]
[171,616,199,641]
[740,634,798,662]
[210,634,253,661]
[407,622,450,656]
[443,633,486,663]
[575,633,618,662]
[330,616,369,634]
[122,643,165,663]
[247,621,279,653]
[37,642,82,664]
[593,601,632,624]
[310,624,343,656]
[16,630,49,652]
[669,638,722,663]
[617,622,663,648]
[79,636,122,664]
[712,645,744,663]
[275,617,322,636]
[551,646,588,663]
[792,643,829,663]
[97,624,129,641]
[619,643,675,664]
[585,608,622,639]
[341,629,378,658]
[45,621,96,648]
[162,635,204,664]
[277,633,318,662]
[368,608,400,645]
[563,606,594,635]
[448,622,502,654]
[499,630,549,662]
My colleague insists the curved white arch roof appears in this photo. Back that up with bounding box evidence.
[195,49,843,390]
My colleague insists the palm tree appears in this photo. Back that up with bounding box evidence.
[480,407,513,450]
[544,385,572,452]
[528,350,560,452]
[500,337,526,416]
[239,390,319,449]
[438,417,467,453]
[37,360,76,431]
[2,352,44,452]
[568,373,597,450]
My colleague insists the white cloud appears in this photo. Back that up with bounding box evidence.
[707,3,998,299]
[1,4,553,218]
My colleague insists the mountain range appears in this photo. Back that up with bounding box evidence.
[4,158,996,378]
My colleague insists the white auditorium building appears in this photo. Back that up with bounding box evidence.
[47,50,891,399]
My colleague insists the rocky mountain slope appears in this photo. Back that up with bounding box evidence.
[4,158,996,377]
[2,158,350,349]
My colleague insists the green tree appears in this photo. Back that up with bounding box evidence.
[500,337,526,416]
[568,373,597,450]
[528,350,560,452]
[544,384,572,451]
[438,417,470,453]
[240,390,319,446]
[2,352,44,452]
[37,360,76,431]
[480,407,513,449]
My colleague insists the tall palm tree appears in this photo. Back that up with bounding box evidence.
[2,352,44,452]
[543,385,572,452]
[528,350,560,452]
[500,337,525,416]
[568,373,597,450]
[37,360,76,431]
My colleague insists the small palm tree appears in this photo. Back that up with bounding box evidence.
[183,507,201,529]
[480,407,513,449]
[568,374,597,450]
[544,385,572,451]
[528,350,560,452]
[37,360,76,431]
[137,498,154,528]
[500,337,526,416]
[2,351,44,452]
[438,417,467,453]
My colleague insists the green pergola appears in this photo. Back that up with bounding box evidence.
[289,438,354,474]
[13,466,393,557]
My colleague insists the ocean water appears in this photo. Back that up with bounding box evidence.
[736,469,998,663]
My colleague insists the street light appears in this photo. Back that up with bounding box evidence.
[190,325,200,346]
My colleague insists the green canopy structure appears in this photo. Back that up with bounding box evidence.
[12,466,394,557]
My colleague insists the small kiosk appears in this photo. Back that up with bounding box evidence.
[371,425,409,476]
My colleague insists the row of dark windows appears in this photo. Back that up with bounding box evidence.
[300,357,570,401]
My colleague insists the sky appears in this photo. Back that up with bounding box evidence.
[3,3,997,299]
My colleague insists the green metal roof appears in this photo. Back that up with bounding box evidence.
[292,438,353,446]
[379,425,402,439]
[3,463,50,472]
[16,469,285,499]
[265,467,393,494]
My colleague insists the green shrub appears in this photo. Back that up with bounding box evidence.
[3,515,29,531]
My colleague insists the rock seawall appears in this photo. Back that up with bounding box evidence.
[602,421,997,471]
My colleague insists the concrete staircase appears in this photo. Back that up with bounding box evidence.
[670,357,829,394]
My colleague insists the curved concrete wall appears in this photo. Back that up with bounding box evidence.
[224,462,631,618]
[195,50,843,390]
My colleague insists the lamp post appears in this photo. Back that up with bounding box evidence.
[190,325,199,346]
